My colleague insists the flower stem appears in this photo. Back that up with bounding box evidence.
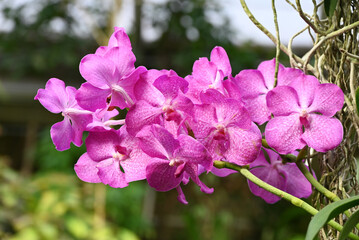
[272,0,280,87]
[213,160,359,240]
[296,160,338,201]
[296,159,359,230]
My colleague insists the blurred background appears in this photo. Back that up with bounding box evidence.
[0,0,313,239]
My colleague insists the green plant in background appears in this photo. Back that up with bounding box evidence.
[0,158,146,240]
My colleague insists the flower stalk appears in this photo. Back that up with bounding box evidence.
[213,160,359,240]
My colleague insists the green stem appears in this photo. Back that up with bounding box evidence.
[296,160,339,201]
[213,160,359,240]
[296,160,359,230]
[272,0,280,87]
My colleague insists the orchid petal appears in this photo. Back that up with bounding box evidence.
[86,130,120,161]
[225,124,262,165]
[185,164,214,194]
[265,114,306,154]
[289,75,319,109]
[242,94,271,125]
[76,82,110,111]
[146,159,183,191]
[210,46,231,77]
[153,75,189,100]
[175,134,212,170]
[136,124,180,159]
[233,70,267,98]
[34,78,68,113]
[126,100,163,136]
[277,67,303,86]
[50,118,73,151]
[79,54,116,89]
[248,166,285,204]
[74,153,101,183]
[257,59,284,90]
[266,86,301,116]
[280,164,312,198]
[108,27,132,49]
[308,83,344,116]
[134,74,165,106]
[104,46,136,78]
[176,186,188,204]
[302,114,343,152]
[97,158,128,188]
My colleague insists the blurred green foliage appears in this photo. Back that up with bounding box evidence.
[0,158,145,240]
[0,0,98,81]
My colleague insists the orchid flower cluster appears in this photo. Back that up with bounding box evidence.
[35,27,344,204]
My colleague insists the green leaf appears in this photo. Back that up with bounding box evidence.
[355,87,359,117]
[324,0,338,17]
[339,210,359,240]
[305,195,359,240]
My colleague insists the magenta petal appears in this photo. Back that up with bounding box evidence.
[200,88,227,104]
[176,186,188,204]
[191,104,217,139]
[97,158,128,188]
[277,67,303,86]
[136,124,180,159]
[69,113,92,147]
[146,160,183,191]
[153,75,189,99]
[76,83,110,111]
[74,153,101,183]
[210,167,236,177]
[192,57,217,82]
[104,46,136,78]
[302,114,343,152]
[223,79,242,100]
[50,118,73,151]
[210,46,231,77]
[175,134,212,171]
[280,164,312,198]
[121,151,149,183]
[233,70,267,98]
[257,59,284,89]
[118,66,147,103]
[248,166,285,204]
[243,94,271,125]
[79,54,116,89]
[266,86,301,116]
[250,150,272,168]
[120,128,150,182]
[110,91,129,109]
[171,92,194,117]
[308,83,344,116]
[108,27,132,49]
[185,164,214,194]
[86,130,119,161]
[95,46,107,56]
[289,75,319,109]
[225,124,262,165]
[134,75,164,106]
[265,114,306,154]
[34,78,67,113]
[125,100,163,136]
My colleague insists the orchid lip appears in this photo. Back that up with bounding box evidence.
[112,151,127,161]
[169,158,183,167]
